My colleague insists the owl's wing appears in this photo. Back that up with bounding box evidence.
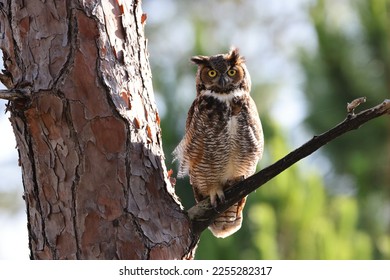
[172,99,199,178]
[185,99,196,131]
[172,137,188,177]
[247,96,264,146]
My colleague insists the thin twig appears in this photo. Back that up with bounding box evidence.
[188,99,390,235]
[0,89,26,101]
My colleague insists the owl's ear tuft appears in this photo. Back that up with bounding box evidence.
[228,47,245,65]
[190,55,209,65]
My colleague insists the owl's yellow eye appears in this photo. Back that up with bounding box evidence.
[227,69,237,77]
[208,70,217,78]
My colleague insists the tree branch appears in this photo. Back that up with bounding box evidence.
[188,99,390,236]
[0,89,27,101]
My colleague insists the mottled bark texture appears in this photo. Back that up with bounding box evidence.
[0,0,196,259]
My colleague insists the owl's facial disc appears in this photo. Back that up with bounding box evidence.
[201,67,241,93]
[194,49,249,94]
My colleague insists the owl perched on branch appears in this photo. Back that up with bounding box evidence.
[173,48,264,238]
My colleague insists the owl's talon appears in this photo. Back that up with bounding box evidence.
[210,195,218,209]
[218,192,226,205]
[210,190,225,209]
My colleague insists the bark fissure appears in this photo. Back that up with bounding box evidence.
[63,98,82,259]
[24,108,53,258]
[53,4,77,91]
[132,215,152,259]
[8,0,23,83]
[1,0,21,89]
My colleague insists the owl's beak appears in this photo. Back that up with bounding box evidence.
[218,75,229,88]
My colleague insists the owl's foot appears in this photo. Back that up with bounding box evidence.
[210,189,225,209]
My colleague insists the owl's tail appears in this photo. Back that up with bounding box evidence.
[208,196,247,238]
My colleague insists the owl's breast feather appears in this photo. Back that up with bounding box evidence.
[227,114,239,137]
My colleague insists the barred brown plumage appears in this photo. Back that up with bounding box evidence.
[173,48,264,238]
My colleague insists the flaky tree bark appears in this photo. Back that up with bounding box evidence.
[0,0,195,259]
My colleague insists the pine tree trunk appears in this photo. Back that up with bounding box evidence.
[0,0,197,259]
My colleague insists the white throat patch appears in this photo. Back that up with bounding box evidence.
[201,89,244,103]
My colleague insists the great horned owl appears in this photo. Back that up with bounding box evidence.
[173,48,264,238]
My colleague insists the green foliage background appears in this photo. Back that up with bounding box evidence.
[144,0,389,259]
